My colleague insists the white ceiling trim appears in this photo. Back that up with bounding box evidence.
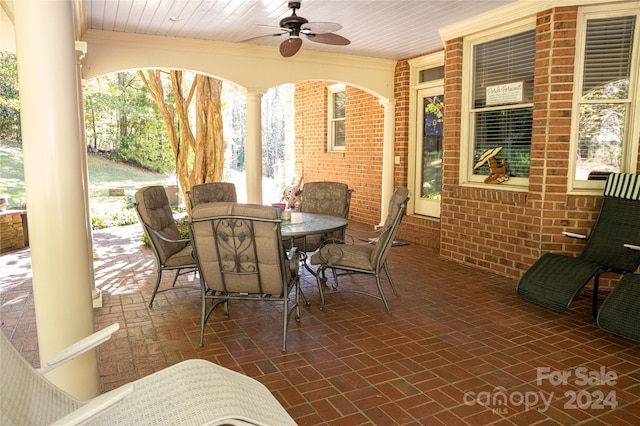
[439,0,632,42]
[81,29,397,98]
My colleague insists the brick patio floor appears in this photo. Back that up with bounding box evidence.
[1,221,639,425]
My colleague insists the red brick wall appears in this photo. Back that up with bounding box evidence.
[437,6,640,284]
[294,5,640,282]
[438,7,593,277]
[294,82,385,226]
[439,30,536,275]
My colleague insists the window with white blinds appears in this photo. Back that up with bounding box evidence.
[581,16,635,99]
[471,30,535,179]
[573,9,639,186]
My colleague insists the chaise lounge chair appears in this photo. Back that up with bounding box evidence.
[597,273,640,343]
[1,324,296,425]
[516,173,640,315]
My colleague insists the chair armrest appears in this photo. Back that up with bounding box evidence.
[288,247,299,277]
[138,214,189,244]
[322,230,355,245]
[624,244,640,251]
[562,231,587,239]
[322,237,347,245]
[51,383,134,425]
[149,228,190,244]
[37,324,120,374]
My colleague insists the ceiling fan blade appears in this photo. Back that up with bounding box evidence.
[280,38,303,57]
[305,33,350,46]
[238,33,286,43]
[301,22,342,34]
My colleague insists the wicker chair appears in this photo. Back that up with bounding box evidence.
[310,187,409,314]
[187,182,237,208]
[190,203,301,351]
[517,173,640,315]
[134,186,198,308]
[0,324,296,425]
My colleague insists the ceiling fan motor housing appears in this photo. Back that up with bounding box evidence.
[280,2,308,36]
[244,0,349,57]
[280,14,309,29]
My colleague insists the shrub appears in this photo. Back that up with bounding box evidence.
[91,196,138,230]
[91,208,138,230]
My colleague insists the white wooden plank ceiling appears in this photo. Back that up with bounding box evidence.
[84,0,518,60]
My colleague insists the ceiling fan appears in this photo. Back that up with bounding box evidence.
[241,1,350,58]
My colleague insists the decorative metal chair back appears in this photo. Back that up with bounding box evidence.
[190,203,300,350]
[187,182,237,208]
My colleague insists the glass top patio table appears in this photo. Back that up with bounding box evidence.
[280,212,348,239]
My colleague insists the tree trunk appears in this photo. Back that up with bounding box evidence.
[138,70,225,209]
[117,72,128,148]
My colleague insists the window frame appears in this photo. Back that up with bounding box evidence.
[408,51,444,218]
[568,4,640,194]
[459,18,536,190]
[327,83,346,152]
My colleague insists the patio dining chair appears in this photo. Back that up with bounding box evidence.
[596,273,640,343]
[296,181,353,252]
[310,187,409,313]
[1,324,296,425]
[190,202,301,351]
[134,186,198,308]
[187,182,237,208]
[516,173,640,315]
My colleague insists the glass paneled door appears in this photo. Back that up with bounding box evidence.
[414,88,443,217]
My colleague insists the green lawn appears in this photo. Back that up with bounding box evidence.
[1,141,167,228]
[87,153,169,198]
[1,141,166,206]
[1,141,284,228]
[0,141,27,206]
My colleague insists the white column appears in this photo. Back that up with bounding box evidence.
[75,41,101,307]
[14,0,100,399]
[379,98,397,226]
[245,90,265,204]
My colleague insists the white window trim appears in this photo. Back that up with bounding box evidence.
[327,83,346,152]
[568,3,640,195]
[459,17,535,190]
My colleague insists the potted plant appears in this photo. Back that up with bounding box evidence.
[164,171,180,206]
